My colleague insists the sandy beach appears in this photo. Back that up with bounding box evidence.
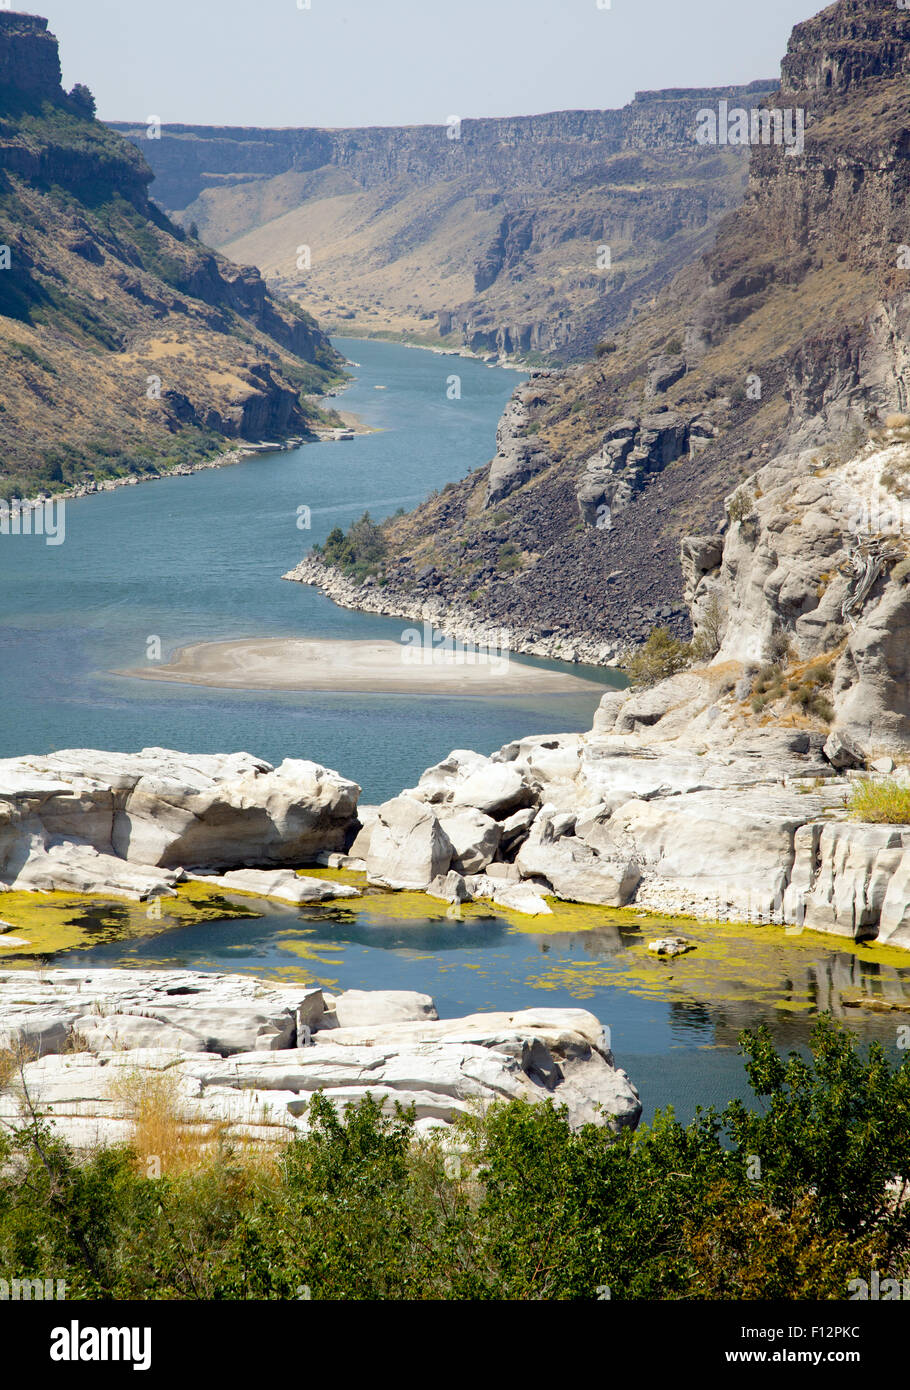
[117,637,606,696]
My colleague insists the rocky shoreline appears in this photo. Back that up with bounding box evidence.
[12,441,291,512]
[282,555,623,667]
[1,684,909,952]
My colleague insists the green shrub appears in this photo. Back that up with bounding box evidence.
[727,488,755,524]
[848,778,910,824]
[496,542,522,573]
[0,1020,904,1299]
[625,627,692,687]
[314,511,387,580]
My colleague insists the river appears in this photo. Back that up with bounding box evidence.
[3,337,909,1123]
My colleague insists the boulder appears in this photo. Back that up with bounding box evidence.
[823,730,866,770]
[647,936,694,956]
[328,990,438,1029]
[437,807,501,872]
[187,868,359,904]
[0,750,362,892]
[9,840,180,901]
[450,763,533,817]
[365,796,454,889]
[406,750,488,803]
[467,874,553,915]
[592,689,632,733]
[426,870,471,904]
[347,805,379,860]
[516,810,641,907]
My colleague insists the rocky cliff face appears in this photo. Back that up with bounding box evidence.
[313,0,910,688]
[111,83,775,364]
[0,12,61,102]
[0,11,344,496]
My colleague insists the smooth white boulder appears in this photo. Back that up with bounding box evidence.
[365,796,454,889]
[450,763,532,817]
[437,807,501,872]
[10,841,180,901]
[467,874,553,915]
[516,809,640,906]
[0,750,361,886]
[328,990,438,1029]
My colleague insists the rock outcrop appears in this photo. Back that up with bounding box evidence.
[0,970,642,1148]
[0,749,361,900]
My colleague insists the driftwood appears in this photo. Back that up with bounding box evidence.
[840,537,902,627]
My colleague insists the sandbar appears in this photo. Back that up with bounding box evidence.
[116,637,606,696]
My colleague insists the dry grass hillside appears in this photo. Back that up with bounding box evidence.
[0,13,344,500]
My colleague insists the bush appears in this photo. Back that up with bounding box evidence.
[315,511,387,580]
[68,84,97,118]
[727,488,755,524]
[848,778,910,824]
[765,628,793,664]
[0,1020,905,1299]
[625,627,692,687]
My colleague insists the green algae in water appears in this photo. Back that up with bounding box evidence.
[0,883,260,963]
[13,875,910,1027]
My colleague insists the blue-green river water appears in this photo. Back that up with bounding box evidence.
[4,338,909,1123]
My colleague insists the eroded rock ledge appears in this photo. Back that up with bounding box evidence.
[3,723,910,951]
[0,970,641,1149]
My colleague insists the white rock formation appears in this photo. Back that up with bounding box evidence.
[186,868,359,904]
[0,749,361,901]
[0,970,641,1148]
[365,795,454,889]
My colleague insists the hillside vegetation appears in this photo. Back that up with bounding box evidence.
[0,14,345,499]
[0,1020,905,1299]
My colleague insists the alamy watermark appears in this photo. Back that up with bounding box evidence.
[401,620,510,675]
[0,498,65,545]
[696,100,806,157]
[848,1270,910,1300]
[0,1276,67,1300]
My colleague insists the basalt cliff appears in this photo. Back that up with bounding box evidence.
[0,12,344,497]
[111,84,775,365]
[289,0,910,694]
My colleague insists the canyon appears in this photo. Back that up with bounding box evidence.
[111,83,775,364]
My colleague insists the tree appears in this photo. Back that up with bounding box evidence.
[69,84,96,118]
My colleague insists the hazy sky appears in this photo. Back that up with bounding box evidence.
[35,0,822,128]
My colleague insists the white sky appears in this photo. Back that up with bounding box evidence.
[34,0,824,128]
